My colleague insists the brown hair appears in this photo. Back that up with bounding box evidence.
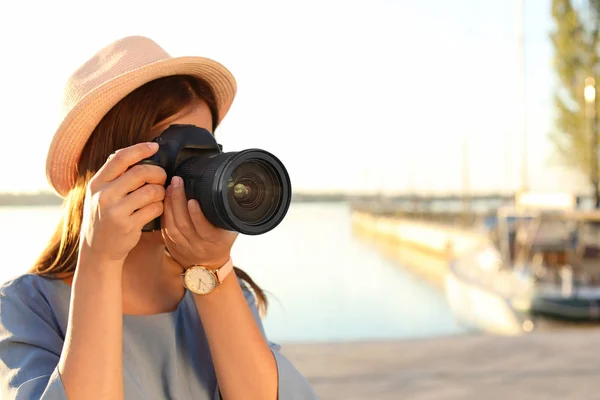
[30,75,268,315]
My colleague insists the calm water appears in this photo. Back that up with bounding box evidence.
[0,202,466,343]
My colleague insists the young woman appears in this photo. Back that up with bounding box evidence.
[0,36,317,400]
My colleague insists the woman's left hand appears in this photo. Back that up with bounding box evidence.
[162,176,238,270]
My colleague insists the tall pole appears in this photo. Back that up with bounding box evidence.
[461,130,471,225]
[585,77,599,208]
[504,128,511,195]
[516,0,528,194]
[406,149,416,212]
[592,0,600,209]
[406,150,413,194]
[587,0,600,208]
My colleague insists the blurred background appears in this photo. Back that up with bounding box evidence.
[2,0,600,398]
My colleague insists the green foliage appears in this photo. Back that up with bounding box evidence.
[550,0,600,181]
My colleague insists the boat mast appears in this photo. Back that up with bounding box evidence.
[516,0,528,194]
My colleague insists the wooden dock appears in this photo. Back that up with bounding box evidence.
[282,329,600,399]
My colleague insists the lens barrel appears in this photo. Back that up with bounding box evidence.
[175,149,291,235]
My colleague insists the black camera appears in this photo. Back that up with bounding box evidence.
[138,124,292,235]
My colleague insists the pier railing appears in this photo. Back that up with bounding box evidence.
[348,194,516,228]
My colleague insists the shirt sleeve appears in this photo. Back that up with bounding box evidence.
[0,279,68,400]
[212,282,319,400]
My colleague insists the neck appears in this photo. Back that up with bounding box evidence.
[64,232,186,315]
[120,232,186,315]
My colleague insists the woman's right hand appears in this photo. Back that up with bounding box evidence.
[79,142,167,264]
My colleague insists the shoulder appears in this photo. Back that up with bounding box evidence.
[0,274,65,305]
[238,279,258,305]
[0,275,68,339]
[0,276,67,399]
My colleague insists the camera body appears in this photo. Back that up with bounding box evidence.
[139,124,291,235]
[138,123,223,193]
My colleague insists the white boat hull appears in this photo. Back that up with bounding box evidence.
[444,264,531,335]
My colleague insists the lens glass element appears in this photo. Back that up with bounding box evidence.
[226,160,281,225]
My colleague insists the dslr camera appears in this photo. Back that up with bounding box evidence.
[138,124,291,235]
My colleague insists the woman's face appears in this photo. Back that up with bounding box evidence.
[142,99,214,244]
[149,100,214,140]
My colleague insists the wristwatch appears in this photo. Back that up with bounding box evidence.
[183,258,234,295]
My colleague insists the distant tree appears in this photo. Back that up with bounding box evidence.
[550,0,600,206]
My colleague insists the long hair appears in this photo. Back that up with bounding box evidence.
[30,75,268,314]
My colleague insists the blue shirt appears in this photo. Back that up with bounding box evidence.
[0,274,318,399]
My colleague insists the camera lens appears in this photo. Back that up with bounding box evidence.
[178,149,291,235]
[226,160,281,225]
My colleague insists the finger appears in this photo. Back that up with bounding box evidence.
[170,176,200,240]
[95,142,159,184]
[162,183,190,246]
[119,184,166,214]
[131,201,164,228]
[109,164,167,197]
[188,199,212,235]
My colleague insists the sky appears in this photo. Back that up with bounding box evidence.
[0,0,588,195]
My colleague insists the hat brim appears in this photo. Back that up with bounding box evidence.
[46,56,237,197]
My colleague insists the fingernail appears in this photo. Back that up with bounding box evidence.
[148,142,159,150]
[172,176,180,187]
[188,199,200,211]
[166,185,173,196]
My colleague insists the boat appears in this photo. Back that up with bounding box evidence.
[445,198,600,334]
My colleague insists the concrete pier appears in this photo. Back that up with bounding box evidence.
[283,330,600,399]
[350,210,486,286]
[350,210,485,258]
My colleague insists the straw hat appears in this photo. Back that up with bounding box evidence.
[46,36,237,197]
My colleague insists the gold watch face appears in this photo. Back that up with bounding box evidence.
[185,267,218,295]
